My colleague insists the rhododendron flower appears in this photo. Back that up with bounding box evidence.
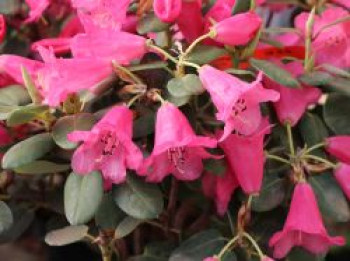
[0,15,6,44]
[68,105,143,185]
[325,136,350,164]
[332,0,350,8]
[202,169,239,216]
[0,55,43,85]
[211,12,262,46]
[72,0,131,31]
[37,47,112,106]
[176,0,204,43]
[32,38,72,55]
[25,0,50,23]
[59,16,84,38]
[220,118,271,194]
[199,65,279,141]
[269,182,345,258]
[264,61,321,126]
[153,0,182,23]
[139,103,217,182]
[334,163,350,200]
[0,125,12,146]
[71,30,147,64]
[281,7,350,68]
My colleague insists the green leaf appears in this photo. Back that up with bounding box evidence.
[310,172,350,222]
[45,225,89,246]
[232,0,250,15]
[0,85,31,106]
[321,64,350,79]
[113,175,164,219]
[0,205,35,243]
[170,230,235,261]
[299,113,328,157]
[251,175,285,212]
[95,193,125,230]
[323,94,350,135]
[2,133,55,169]
[323,77,350,96]
[167,95,191,107]
[14,160,70,175]
[0,201,13,234]
[250,58,300,88]
[167,74,204,98]
[137,13,169,34]
[187,46,228,65]
[21,66,42,104]
[114,216,143,239]
[64,171,103,225]
[298,72,333,86]
[6,104,49,127]
[52,113,96,149]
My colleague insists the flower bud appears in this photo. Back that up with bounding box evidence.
[153,0,182,23]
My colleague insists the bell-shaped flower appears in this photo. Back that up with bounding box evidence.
[37,47,112,106]
[67,105,143,185]
[0,55,43,85]
[219,118,271,194]
[202,168,239,216]
[264,61,321,126]
[25,0,50,23]
[32,38,72,55]
[138,102,217,182]
[211,11,262,46]
[326,136,350,164]
[334,163,350,200]
[199,65,279,141]
[71,29,147,64]
[176,0,204,43]
[153,0,182,23]
[0,14,6,44]
[269,182,345,259]
[72,0,131,31]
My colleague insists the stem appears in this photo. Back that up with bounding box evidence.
[265,153,291,165]
[226,211,235,236]
[285,123,295,157]
[217,235,240,259]
[182,32,214,59]
[147,41,179,64]
[99,245,112,261]
[303,154,338,169]
[127,94,143,107]
[181,61,201,70]
[304,7,316,72]
[303,142,326,155]
[242,232,264,259]
[154,92,166,104]
[112,61,143,84]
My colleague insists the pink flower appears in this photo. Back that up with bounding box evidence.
[71,30,147,64]
[220,118,271,194]
[332,0,350,8]
[139,103,217,182]
[67,105,143,185]
[59,16,84,38]
[37,47,112,106]
[0,55,43,85]
[269,182,345,259]
[199,65,279,141]
[326,136,350,164]
[0,125,12,147]
[202,168,239,216]
[153,0,182,23]
[0,15,6,44]
[282,7,350,68]
[211,12,262,46]
[72,0,131,31]
[334,163,350,200]
[264,61,321,126]
[25,0,50,23]
[32,38,72,55]
[176,0,204,43]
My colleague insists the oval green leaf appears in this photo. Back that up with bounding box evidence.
[7,104,49,127]
[14,160,70,175]
[113,175,164,220]
[0,201,13,234]
[45,225,89,246]
[323,94,350,135]
[64,171,103,225]
[114,216,143,239]
[2,133,55,169]
[95,193,125,230]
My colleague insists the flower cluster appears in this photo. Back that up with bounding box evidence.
[0,1,350,261]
